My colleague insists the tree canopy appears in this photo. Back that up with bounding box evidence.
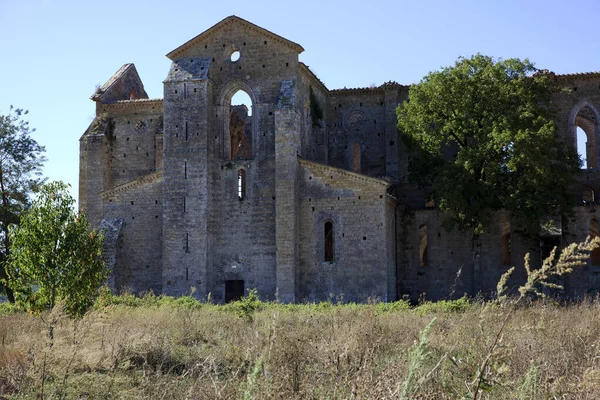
[0,107,46,301]
[6,181,106,317]
[397,54,579,235]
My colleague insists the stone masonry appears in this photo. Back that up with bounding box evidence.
[79,16,600,303]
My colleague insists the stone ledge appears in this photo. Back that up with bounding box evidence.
[100,170,163,200]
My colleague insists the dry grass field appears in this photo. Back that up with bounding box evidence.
[1,292,599,399]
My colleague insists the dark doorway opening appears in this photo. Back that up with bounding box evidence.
[225,279,245,303]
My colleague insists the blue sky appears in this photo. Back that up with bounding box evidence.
[1,0,599,201]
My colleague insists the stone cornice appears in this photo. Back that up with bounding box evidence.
[102,99,163,108]
[100,170,163,199]
[299,158,391,188]
[100,99,163,112]
[329,81,410,97]
[554,71,600,82]
[166,15,304,60]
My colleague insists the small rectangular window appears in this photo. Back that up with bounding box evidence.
[238,169,246,200]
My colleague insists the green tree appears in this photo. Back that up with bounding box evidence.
[397,55,579,290]
[6,181,106,318]
[0,106,46,302]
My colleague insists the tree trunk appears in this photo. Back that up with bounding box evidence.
[0,264,15,303]
[471,233,482,295]
[0,165,15,303]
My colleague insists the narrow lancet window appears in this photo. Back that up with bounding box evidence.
[238,169,246,200]
[591,219,600,265]
[419,224,428,266]
[324,221,334,262]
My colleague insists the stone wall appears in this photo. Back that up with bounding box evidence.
[102,173,163,294]
[79,16,600,303]
[297,159,394,302]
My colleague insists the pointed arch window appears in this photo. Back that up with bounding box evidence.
[571,103,599,169]
[419,224,428,266]
[229,90,253,160]
[324,221,334,262]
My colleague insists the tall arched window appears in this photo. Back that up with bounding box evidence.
[572,103,599,169]
[230,90,253,160]
[237,169,246,201]
[324,221,334,262]
[419,224,428,266]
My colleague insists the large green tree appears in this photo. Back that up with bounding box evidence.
[6,181,106,317]
[397,55,579,289]
[0,107,46,302]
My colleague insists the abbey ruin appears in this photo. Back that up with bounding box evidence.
[79,16,600,303]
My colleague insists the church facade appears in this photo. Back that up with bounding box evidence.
[79,16,600,302]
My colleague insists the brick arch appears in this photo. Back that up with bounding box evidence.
[568,99,600,168]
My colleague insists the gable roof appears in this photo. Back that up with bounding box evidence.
[91,63,148,103]
[166,15,304,60]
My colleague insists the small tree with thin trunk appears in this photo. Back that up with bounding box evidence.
[6,181,106,318]
[0,106,46,302]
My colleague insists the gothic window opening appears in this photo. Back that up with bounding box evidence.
[238,169,246,201]
[502,221,511,266]
[230,90,253,160]
[591,219,600,265]
[352,142,361,173]
[324,221,334,262]
[574,105,598,169]
[419,224,428,266]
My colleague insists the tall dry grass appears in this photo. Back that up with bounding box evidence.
[2,238,600,399]
[0,296,599,399]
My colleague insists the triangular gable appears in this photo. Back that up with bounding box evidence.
[166,15,304,60]
[299,158,391,191]
[91,64,148,103]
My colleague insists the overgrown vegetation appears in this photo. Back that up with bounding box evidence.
[1,236,597,398]
[1,287,598,397]
[0,293,598,398]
